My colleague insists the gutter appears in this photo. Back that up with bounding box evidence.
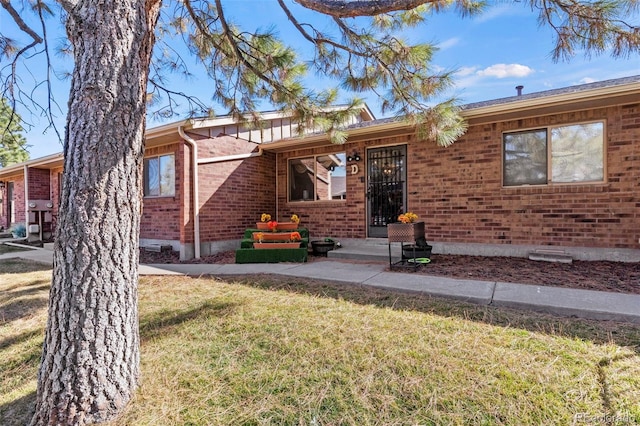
[178,126,201,259]
[197,148,263,165]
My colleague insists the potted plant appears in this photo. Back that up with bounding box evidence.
[277,214,300,231]
[256,213,272,230]
[402,236,432,260]
[253,231,302,249]
[387,212,425,242]
[311,238,338,256]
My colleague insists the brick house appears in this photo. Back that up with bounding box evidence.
[1,76,639,260]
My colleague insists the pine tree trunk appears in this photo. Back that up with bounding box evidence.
[30,1,161,424]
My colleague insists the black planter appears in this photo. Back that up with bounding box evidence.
[402,244,432,260]
[311,240,336,256]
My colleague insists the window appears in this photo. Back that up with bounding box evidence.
[289,153,346,202]
[503,122,604,186]
[144,154,175,197]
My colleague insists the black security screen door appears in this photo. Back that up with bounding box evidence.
[367,145,407,238]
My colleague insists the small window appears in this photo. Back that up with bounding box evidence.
[289,153,346,202]
[503,122,604,186]
[144,154,175,197]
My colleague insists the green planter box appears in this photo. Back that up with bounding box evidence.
[235,248,308,264]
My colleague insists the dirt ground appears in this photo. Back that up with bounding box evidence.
[139,248,640,295]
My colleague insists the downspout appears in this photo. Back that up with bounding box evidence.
[178,126,200,259]
[275,152,278,221]
[23,165,29,232]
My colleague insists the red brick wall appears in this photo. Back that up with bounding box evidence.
[197,135,276,241]
[277,104,640,249]
[139,136,276,246]
[140,143,183,241]
[277,144,363,239]
[28,168,50,200]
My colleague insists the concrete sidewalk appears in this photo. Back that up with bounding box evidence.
[2,245,640,324]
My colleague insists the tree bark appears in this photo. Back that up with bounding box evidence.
[30,0,161,424]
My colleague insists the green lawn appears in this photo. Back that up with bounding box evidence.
[1,261,639,425]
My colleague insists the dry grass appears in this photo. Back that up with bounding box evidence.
[1,261,639,425]
[0,260,51,425]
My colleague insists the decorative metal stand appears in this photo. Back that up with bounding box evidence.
[387,222,429,270]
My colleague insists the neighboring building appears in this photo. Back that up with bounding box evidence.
[1,76,638,261]
[0,107,373,259]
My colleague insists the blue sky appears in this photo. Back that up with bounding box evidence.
[2,1,638,160]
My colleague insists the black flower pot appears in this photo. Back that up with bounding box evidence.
[402,244,432,260]
[311,240,336,256]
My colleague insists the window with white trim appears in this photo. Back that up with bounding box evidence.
[144,154,175,197]
[503,121,604,186]
[288,153,346,201]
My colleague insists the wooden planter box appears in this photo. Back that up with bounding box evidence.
[387,222,425,243]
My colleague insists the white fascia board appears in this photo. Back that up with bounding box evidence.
[0,152,64,177]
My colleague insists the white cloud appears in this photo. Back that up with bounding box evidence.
[474,5,514,23]
[476,64,534,79]
[437,37,460,50]
[456,66,478,77]
[578,77,597,84]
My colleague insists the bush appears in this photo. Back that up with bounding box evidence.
[10,223,26,238]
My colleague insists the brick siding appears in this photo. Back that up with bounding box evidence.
[196,135,276,242]
[28,168,50,200]
[140,143,183,242]
[277,104,640,249]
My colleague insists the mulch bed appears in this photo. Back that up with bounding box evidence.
[139,249,640,295]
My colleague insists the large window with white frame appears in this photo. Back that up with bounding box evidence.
[503,121,605,186]
[144,154,175,197]
[288,153,347,202]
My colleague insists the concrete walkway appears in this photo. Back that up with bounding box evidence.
[2,243,639,324]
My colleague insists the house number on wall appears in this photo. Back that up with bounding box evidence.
[350,164,359,175]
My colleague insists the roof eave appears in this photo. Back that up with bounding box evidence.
[461,80,640,119]
[0,152,64,177]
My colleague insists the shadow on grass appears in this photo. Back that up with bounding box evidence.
[139,300,239,341]
[0,281,51,302]
[0,260,52,275]
[0,390,36,426]
[0,328,43,351]
[222,274,640,352]
[0,295,49,324]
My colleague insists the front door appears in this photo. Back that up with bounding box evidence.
[367,145,407,238]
